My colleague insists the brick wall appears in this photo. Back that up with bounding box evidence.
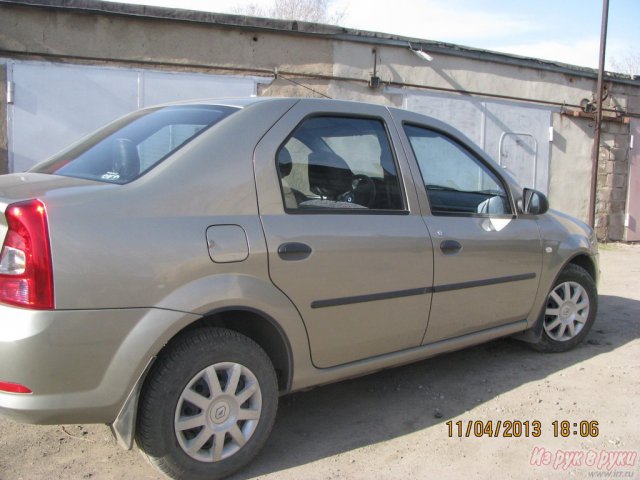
[595,120,631,241]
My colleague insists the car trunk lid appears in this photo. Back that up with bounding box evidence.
[0,172,115,244]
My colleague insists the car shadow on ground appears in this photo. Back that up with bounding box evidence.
[231,294,640,479]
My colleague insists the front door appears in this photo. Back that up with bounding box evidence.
[253,101,434,368]
[399,121,543,343]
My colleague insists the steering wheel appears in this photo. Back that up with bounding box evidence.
[339,174,377,208]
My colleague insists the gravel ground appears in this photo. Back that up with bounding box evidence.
[1,243,638,480]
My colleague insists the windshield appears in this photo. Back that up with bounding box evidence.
[31,105,238,184]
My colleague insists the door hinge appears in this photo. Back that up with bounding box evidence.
[6,81,14,104]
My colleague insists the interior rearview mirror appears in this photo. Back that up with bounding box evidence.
[519,188,549,215]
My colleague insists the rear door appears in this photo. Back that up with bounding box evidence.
[254,100,434,368]
[393,111,543,343]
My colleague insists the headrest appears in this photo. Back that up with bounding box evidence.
[308,151,353,198]
[277,148,293,177]
[112,138,140,181]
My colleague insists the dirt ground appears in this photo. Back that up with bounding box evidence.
[1,243,639,480]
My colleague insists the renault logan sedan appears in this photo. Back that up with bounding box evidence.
[0,97,598,479]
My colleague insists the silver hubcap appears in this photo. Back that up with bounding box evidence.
[544,281,590,341]
[174,362,262,462]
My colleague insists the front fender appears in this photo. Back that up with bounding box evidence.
[520,210,598,339]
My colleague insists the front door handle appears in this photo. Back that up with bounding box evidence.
[440,240,462,255]
[278,242,312,261]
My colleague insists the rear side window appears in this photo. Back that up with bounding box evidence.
[404,125,511,216]
[276,116,405,212]
[32,105,237,184]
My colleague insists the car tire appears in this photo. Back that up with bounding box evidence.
[532,264,597,353]
[136,327,278,480]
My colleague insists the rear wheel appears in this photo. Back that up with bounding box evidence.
[136,328,278,480]
[532,264,597,352]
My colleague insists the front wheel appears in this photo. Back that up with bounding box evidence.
[136,328,278,480]
[532,264,598,353]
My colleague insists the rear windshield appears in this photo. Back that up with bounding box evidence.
[31,105,238,184]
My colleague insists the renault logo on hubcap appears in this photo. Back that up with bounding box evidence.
[215,405,227,419]
[210,401,231,424]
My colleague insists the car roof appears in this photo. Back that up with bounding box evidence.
[150,96,289,109]
[148,96,398,111]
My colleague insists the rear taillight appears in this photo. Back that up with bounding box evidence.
[0,199,54,309]
[0,381,32,394]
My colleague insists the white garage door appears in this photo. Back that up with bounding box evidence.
[405,91,554,194]
[5,60,267,172]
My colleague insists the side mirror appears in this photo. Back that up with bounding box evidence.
[519,188,549,215]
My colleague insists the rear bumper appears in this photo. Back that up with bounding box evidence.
[0,305,199,424]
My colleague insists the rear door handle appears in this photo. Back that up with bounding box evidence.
[278,242,312,261]
[440,240,462,255]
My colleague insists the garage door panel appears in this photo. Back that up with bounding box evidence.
[405,91,553,194]
[7,61,261,172]
[10,62,138,172]
[141,71,257,106]
[406,93,484,147]
[484,102,552,193]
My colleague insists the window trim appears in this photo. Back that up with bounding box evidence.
[275,113,410,215]
[402,122,516,218]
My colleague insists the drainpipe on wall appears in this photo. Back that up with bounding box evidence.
[0,63,9,174]
[589,0,609,231]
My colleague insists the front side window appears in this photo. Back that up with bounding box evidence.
[404,125,511,216]
[277,116,404,212]
[32,105,237,184]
